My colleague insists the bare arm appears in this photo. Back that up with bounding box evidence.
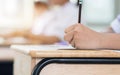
[40,36,61,44]
[26,34,61,44]
[0,30,61,44]
[0,29,30,38]
[100,33,120,49]
[64,24,120,50]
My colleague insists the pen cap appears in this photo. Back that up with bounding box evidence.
[78,0,83,4]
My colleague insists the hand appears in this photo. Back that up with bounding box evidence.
[64,24,104,49]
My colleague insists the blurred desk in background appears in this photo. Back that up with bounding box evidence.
[0,46,15,75]
[11,45,120,75]
[0,47,14,61]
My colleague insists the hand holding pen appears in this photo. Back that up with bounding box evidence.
[65,0,82,47]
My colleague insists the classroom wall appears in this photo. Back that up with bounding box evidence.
[86,0,120,32]
[0,0,34,29]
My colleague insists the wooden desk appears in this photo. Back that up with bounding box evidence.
[11,45,120,75]
[0,46,15,61]
[0,46,14,75]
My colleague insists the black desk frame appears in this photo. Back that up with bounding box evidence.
[32,58,120,75]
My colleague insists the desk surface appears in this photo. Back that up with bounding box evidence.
[0,47,15,61]
[11,45,120,58]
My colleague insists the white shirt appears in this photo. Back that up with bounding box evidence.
[32,2,85,41]
[111,15,120,33]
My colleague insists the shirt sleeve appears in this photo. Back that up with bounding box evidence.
[111,15,120,33]
[31,11,55,35]
[42,3,87,41]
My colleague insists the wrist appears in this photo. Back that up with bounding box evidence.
[98,33,111,49]
[99,33,119,49]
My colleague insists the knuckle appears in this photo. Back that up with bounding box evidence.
[74,28,79,33]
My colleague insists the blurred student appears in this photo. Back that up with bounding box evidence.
[64,15,120,49]
[31,0,85,43]
[4,0,84,44]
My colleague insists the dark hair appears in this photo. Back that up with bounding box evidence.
[34,2,48,8]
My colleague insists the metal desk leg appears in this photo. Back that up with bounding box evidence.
[32,58,120,75]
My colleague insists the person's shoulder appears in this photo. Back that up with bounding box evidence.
[117,15,120,21]
[117,15,120,17]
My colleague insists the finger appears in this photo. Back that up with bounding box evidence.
[70,40,75,47]
[65,25,76,33]
[70,40,75,48]
[74,32,80,49]
[64,31,74,42]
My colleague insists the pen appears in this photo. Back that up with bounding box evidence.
[71,0,83,48]
[78,0,83,23]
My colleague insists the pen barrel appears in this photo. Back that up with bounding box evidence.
[78,4,82,23]
[78,0,83,23]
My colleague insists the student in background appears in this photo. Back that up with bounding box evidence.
[1,2,56,44]
[31,0,85,43]
[64,15,120,49]
[34,1,48,18]
[3,0,84,44]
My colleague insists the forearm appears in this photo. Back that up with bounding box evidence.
[100,33,120,49]
[1,29,30,38]
[39,36,61,44]
[27,34,61,44]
